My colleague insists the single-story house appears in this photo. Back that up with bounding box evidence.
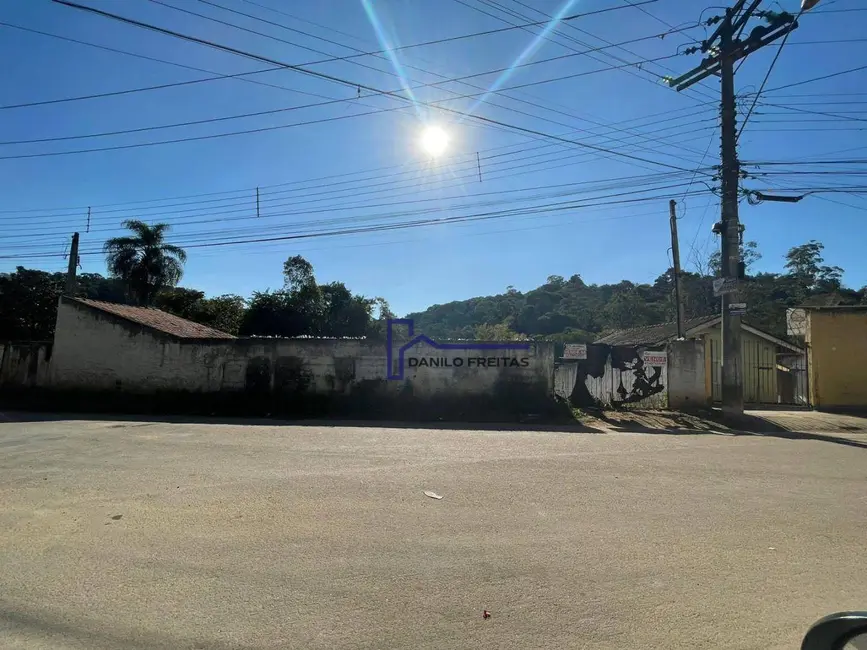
[595,315,806,406]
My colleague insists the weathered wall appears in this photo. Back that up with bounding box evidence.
[807,308,867,408]
[399,338,553,402]
[48,298,554,415]
[0,342,53,388]
[559,344,668,409]
[667,339,706,409]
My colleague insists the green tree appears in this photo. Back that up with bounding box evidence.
[103,220,187,305]
[240,256,376,338]
[475,322,529,341]
[198,295,247,335]
[784,240,844,295]
[154,288,246,335]
[283,255,316,291]
[709,240,762,276]
[0,267,63,340]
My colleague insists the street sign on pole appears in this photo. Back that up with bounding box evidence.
[729,302,747,315]
[713,277,738,296]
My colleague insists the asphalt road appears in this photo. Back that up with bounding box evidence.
[1,416,865,649]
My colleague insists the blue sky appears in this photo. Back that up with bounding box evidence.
[1,0,865,315]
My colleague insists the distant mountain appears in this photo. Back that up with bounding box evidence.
[406,242,866,344]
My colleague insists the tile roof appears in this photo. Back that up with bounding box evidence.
[71,298,236,339]
[594,315,719,346]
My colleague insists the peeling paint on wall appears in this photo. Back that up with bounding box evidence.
[556,344,668,409]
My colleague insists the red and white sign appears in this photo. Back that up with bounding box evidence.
[563,343,587,360]
[642,351,667,366]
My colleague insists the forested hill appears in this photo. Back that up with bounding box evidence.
[2,240,863,345]
[406,241,866,343]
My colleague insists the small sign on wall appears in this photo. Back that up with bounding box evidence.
[642,350,667,366]
[563,343,587,360]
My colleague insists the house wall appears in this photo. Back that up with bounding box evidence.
[807,309,867,409]
[704,325,779,404]
[667,339,706,409]
[47,298,554,413]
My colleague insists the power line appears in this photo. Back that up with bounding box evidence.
[47,0,709,175]
[1,126,716,234]
[763,63,867,93]
[223,0,701,137]
[0,21,353,106]
[801,6,867,13]
[459,0,718,105]
[0,102,713,216]
[4,12,711,175]
[183,0,710,161]
[0,184,715,260]
[0,52,681,147]
[742,159,867,166]
[737,8,803,141]
[1,19,711,173]
[756,103,867,123]
[0,203,702,263]
[1,173,705,248]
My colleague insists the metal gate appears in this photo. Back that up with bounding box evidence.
[710,338,808,406]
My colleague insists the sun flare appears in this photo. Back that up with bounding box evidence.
[420,125,450,157]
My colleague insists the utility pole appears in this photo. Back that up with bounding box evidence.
[717,9,744,413]
[669,199,685,339]
[65,232,80,296]
[666,1,798,414]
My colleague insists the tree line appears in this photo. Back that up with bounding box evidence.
[0,220,391,341]
[407,239,862,343]
[1,219,862,343]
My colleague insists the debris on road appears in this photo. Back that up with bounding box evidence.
[423,490,443,500]
[483,610,491,619]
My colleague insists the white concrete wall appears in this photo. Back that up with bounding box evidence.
[50,299,389,393]
[400,339,553,397]
[50,299,554,403]
[667,339,706,409]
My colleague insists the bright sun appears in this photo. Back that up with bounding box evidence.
[420,125,449,157]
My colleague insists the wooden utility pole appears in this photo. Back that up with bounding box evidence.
[669,199,685,338]
[667,1,798,413]
[65,232,80,296]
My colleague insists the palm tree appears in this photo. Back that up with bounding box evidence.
[103,220,187,305]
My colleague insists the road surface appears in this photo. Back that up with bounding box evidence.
[1,415,865,649]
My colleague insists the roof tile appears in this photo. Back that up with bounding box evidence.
[594,315,719,346]
[72,298,235,339]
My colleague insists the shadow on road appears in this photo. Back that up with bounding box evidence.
[584,409,867,449]
[3,410,866,448]
[0,410,608,434]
